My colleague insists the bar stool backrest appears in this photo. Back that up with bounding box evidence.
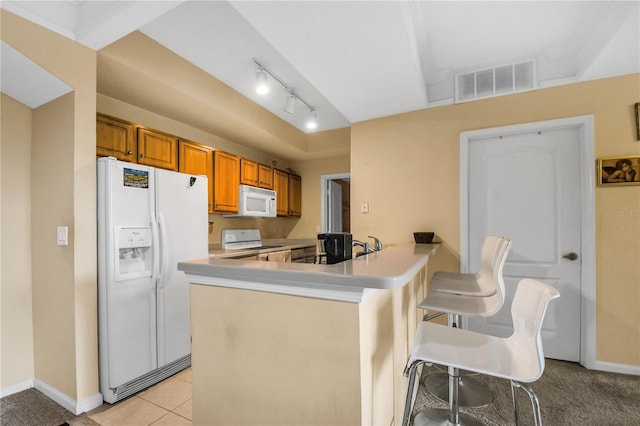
[508,278,560,382]
[483,237,512,317]
[478,235,504,275]
[475,235,507,291]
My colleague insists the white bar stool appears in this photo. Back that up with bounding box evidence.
[423,236,507,407]
[418,237,511,411]
[403,278,560,426]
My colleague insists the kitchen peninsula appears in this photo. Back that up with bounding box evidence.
[178,243,439,426]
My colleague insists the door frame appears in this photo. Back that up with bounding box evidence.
[320,172,350,233]
[460,115,596,370]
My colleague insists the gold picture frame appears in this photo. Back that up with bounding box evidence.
[598,155,640,186]
[636,102,640,140]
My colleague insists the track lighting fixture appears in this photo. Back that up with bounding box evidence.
[253,58,318,130]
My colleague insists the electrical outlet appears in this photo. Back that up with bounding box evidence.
[360,201,369,214]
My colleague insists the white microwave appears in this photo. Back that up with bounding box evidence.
[224,184,277,218]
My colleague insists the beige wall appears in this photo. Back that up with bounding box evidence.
[351,74,640,366]
[1,94,35,387]
[1,10,98,401]
[31,93,78,397]
[289,153,351,239]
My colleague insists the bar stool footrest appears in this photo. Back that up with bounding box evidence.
[424,372,492,408]
[413,408,485,426]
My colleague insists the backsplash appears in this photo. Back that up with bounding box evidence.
[207,214,300,245]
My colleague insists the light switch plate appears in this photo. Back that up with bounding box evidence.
[360,201,369,214]
[57,226,68,246]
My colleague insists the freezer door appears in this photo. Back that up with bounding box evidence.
[97,158,158,391]
[155,169,208,366]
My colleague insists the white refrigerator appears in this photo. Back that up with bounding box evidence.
[97,157,207,403]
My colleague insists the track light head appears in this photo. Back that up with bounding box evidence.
[284,93,296,114]
[306,109,317,130]
[256,67,269,95]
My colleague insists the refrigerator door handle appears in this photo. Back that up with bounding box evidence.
[150,212,160,287]
[158,212,171,289]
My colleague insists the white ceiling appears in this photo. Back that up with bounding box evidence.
[2,1,639,134]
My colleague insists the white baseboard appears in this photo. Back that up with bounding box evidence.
[33,378,103,415]
[589,360,640,376]
[0,378,34,398]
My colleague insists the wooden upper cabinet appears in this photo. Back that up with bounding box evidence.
[288,174,302,217]
[213,150,240,213]
[179,140,214,213]
[137,128,178,170]
[96,114,136,162]
[258,164,273,189]
[240,158,259,186]
[273,169,289,216]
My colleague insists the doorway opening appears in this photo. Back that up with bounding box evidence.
[320,173,351,233]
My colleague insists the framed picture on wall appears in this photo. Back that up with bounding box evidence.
[598,155,640,186]
[636,102,640,140]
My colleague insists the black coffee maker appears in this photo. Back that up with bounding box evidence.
[317,233,353,264]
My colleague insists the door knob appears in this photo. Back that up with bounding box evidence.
[563,252,578,261]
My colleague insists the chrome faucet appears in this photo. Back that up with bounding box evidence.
[368,235,382,251]
[352,239,374,256]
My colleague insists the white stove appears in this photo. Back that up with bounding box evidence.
[221,229,280,250]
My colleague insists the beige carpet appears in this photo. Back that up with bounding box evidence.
[412,359,640,425]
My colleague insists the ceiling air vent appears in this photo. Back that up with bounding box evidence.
[455,60,536,103]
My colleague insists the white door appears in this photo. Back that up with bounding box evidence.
[155,169,208,366]
[328,180,343,232]
[466,126,582,361]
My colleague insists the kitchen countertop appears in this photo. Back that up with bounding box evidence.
[208,238,317,258]
[180,243,440,302]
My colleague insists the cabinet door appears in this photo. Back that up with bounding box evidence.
[137,128,178,170]
[179,140,214,213]
[240,158,259,186]
[96,114,136,162]
[273,169,289,216]
[213,150,240,213]
[288,174,302,217]
[258,164,273,189]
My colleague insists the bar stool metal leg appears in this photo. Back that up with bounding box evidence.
[402,360,422,426]
[511,381,543,426]
[511,380,520,426]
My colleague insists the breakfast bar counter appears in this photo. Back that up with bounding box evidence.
[178,243,440,426]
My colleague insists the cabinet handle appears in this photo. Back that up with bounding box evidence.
[140,153,146,158]
[127,151,133,155]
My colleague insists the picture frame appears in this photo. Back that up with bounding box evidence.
[636,102,640,140]
[598,155,640,186]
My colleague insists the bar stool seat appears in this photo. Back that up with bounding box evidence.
[403,278,560,426]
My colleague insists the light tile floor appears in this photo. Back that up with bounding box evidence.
[88,368,192,426]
